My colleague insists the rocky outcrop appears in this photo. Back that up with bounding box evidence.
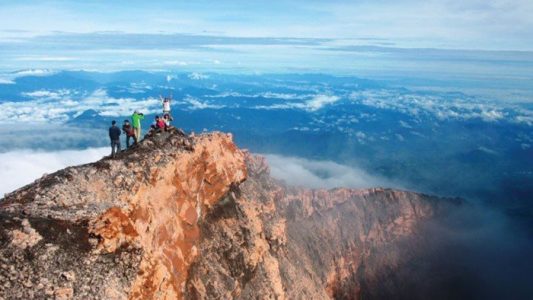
[0,130,456,299]
[1,130,246,299]
[185,153,453,299]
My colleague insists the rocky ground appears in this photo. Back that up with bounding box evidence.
[186,154,457,299]
[0,129,458,299]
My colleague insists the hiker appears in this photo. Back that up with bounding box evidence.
[131,110,144,141]
[163,113,173,128]
[150,115,159,130]
[161,96,171,114]
[122,119,137,148]
[109,120,121,158]
[151,115,166,132]
[157,116,166,130]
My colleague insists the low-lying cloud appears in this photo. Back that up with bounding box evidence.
[405,203,533,299]
[265,154,397,189]
[0,124,107,152]
[0,150,398,195]
[0,78,15,84]
[184,96,225,110]
[305,95,340,111]
[0,88,161,123]
[0,147,108,196]
[12,69,56,77]
[349,90,532,125]
[253,94,341,111]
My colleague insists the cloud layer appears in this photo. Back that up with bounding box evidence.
[0,147,108,196]
[265,154,397,189]
[0,88,161,123]
[1,1,532,50]
[349,90,533,125]
[2,151,393,197]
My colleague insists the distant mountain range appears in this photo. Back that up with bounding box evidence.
[0,70,531,229]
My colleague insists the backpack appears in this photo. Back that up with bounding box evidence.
[124,125,135,136]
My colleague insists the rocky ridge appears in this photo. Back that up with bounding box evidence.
[0,129,455,299]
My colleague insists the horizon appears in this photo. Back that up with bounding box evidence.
[1,0,533,76]
[2,0,532,50]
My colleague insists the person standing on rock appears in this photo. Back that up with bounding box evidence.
[109,120,121,158]
[131,110,144,141]
[161,95,171,115]
[122,119,137,148]
[161,95,173,127]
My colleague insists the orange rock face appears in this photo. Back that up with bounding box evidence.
[0,130,456,300]
[1,130,246,299]
[184,152,454,299]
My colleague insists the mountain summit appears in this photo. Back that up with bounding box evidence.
[0,129,455,299]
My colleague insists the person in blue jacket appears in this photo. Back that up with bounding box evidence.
[109,120,121,158]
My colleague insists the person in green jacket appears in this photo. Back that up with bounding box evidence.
[131,110,144,141]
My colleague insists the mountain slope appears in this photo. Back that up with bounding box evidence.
[187,154,454,299]
[0,130,456,299]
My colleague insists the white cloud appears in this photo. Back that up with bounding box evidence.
[188,72,209,80]
[13,69,56,77]
[479,110,504,122]
[399,120,412,128]
[305,95,340,111]
[253,103,304,110]
[206,91,309,100]
[252,94,341,111]
[1,0,531,50]
[164,60,188,66]
[261,92,304,100]
[87,89,161,116]
[349,90,531,125]
[0,89,162,123]
[16,56,78,62]
[0,147,108,196]
[265,154,397,189]
[0,78,15,84]
[477,146,498,155]
[22,89,71,99]
[184,96,224,110]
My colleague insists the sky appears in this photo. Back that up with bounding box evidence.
[0,0,532,49]
[0,0,532,73]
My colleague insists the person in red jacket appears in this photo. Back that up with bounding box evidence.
[150,116,167,132]
[122,120,137,148]
[157,116,166,130]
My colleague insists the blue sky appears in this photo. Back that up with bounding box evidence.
[1,0,532,48]
[0,0,532,73]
